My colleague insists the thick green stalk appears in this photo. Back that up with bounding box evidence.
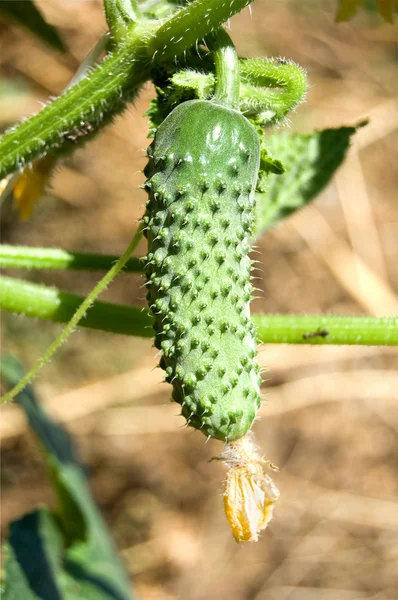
[104,0,142,41]
[254,314,398,346]
[0,245,143,273]
[0,275,152,336]
[1,277,396,346]
[0,34,111,220]
[68,33,111,87]
[0,28,150,180]
[0,0,254,180]
[147,0,253,62]
[207,28,240,109]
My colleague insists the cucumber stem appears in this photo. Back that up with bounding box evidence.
[2,278,396,346]
[0,244,143,273]
[207,28,240,110]
[104,0,142,42]
[0,225,144,405]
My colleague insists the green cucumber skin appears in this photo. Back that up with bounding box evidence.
[143,99,261,442]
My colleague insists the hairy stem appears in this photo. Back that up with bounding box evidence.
[0,275,152,336]
[0,245,143,273]
[239,58,307,124]
[0,226,143,404]
[207,28,240,109]
[69,33,111,87]
[0,29,149,179]
[0,0,254,180]
[151,57,307,128]
[254,314,398,346]
[1,33,111,220]
[1,278,396,346]
[104,0,142,41]
[147,0,253,62]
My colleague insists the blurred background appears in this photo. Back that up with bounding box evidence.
[0,1,397,598]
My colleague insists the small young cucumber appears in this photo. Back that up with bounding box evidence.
[144,99,261,442]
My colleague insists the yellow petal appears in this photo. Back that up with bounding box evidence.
[224,460,280,543]
[12,155,56,220]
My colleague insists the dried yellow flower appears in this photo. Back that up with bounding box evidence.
[221,433,280,543]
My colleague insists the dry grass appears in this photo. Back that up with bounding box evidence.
[1,1,397,598]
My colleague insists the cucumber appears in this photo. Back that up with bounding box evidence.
[143,99,261,442]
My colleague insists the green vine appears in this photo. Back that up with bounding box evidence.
[1,274,396,346]
[0,0,255,180]
[207,28,240,109]
[147,0,253,62]
[105,0,142,42]
[0,275,152,337]
[0,30,149,179]
[0,244,143,272]
[0,226,143,404]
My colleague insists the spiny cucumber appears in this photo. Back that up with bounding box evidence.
[143,99,261,442]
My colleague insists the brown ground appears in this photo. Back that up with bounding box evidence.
[1,1,397,599]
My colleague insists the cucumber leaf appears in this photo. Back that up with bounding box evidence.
[0,0,66,52]
[336,0,395,22]
[0,356,133,600]
[254,125,361,237]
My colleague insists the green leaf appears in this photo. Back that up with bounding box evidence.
[0,357,133,600]
[259,145,286,179]
[3,509,66,600]
[254,125,359,236]
[336,0,395,22]
[0,0,66,52]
